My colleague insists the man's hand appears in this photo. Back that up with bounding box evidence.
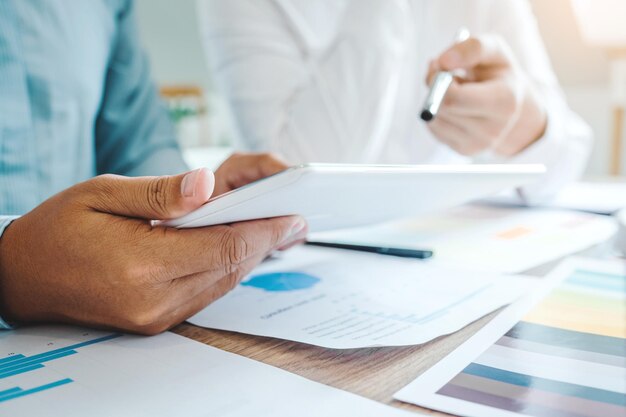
[0,159,306,335]
[425,35,547,157]
[212,152,290,196]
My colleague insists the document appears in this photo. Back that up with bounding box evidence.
[189,246,533,349]
[394,257,626,417]
[546,181,626,214]
[489,181,626,215]
[311,205,618,273]
[0,326,415,417]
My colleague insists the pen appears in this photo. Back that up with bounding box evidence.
[420,27,471,122]
[306,241,434,259]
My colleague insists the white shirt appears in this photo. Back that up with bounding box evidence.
[198,0,593,201]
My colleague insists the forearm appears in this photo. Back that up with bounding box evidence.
[96,0,188,177]
[508,93,593,204]
[484,0,592,201]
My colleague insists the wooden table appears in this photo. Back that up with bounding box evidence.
[171,242,616,416]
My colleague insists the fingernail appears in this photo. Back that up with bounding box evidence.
[286,218,307,242]
[181,168,203,198]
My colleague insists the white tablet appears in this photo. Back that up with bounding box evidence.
[162,164,545,232]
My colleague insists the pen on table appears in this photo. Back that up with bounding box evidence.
[306,241,434,259]
[420,27,471,122]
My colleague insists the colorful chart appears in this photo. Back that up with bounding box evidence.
[0,333,121,403]
[435,262,626,417]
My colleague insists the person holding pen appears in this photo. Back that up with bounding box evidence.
[199,0,592,202]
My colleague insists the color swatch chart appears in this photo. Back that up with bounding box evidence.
[398,257,626,417]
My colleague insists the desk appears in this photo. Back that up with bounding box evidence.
[171,241,617,416]
[172,313,492,415]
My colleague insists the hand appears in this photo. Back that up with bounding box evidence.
[213,152,290,196]
[425,34,547,157]
[0,168,307,335]
[212,152,303,250]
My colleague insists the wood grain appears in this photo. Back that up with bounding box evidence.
[170,246,605,415]
[172,310,500,415]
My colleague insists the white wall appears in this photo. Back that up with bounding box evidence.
[135,0,621,176]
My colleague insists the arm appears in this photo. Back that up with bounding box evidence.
[427,0,592,202]
[198,0,410,163]
[488,0,592,202]
[95,0,188,177]
[0,155,304,335]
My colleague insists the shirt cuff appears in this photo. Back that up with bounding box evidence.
[0,216,20,330]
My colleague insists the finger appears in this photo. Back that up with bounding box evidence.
[441,79,515,117]
[277,224,308,251]
[162,253,264,318]
[151,253,266,333]
[146,215,307,280]
[80,168,215,220]
[163,272,248,331]
[214,152,290,196]
[439,112,502,150]
[438,36,510,72]
[428,114,490,156]
[425,59,441,86]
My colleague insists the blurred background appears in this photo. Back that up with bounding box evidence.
[135,0,625,177]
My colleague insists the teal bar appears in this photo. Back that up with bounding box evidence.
[0,378,73,403]
[0,333,121,373]
[0,354,25,366]
[0,387,22,398]
[462,363,626,406]
[0,350,76,374]
[0,363,44,379]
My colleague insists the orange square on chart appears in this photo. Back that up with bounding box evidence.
[496,226,533,240]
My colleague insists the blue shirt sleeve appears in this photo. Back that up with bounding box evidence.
[94,0,188,177]
[0,215,19,330]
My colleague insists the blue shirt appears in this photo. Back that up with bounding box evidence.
[0,0,188,328]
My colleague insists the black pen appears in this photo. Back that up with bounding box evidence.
[306,241,433,259]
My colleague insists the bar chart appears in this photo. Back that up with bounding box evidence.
[0,333,121,403]
[1,326,412,417]
[395,257,626,417]
[437,271,626,416]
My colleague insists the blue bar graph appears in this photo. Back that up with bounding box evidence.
[0,333,122,403]
[0,379,73,403]
[0,355,25,366]
[0,351,76,378]
[0,387,21,397]
[0,364,44,380]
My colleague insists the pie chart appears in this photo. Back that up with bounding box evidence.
[241,272,321,292]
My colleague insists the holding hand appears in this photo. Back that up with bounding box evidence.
[0,154,306,335]
[425,34,547,157]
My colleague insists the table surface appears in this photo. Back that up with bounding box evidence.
[171,242,617,416]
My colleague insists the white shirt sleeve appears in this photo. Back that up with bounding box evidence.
[199,0,592,201]
[478,0,593,203]
[0,215,19,329]
[198,0,411,163]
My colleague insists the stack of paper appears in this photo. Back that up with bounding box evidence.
[189,246,533,348]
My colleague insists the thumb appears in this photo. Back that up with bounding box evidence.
[83,168,215,220]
